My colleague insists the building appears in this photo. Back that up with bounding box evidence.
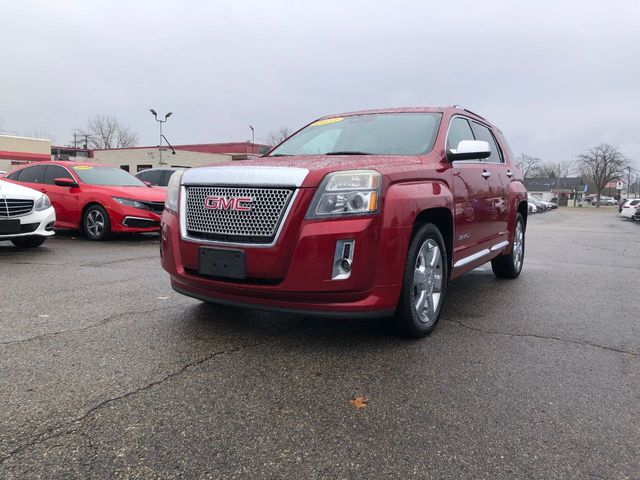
[0,135,51,172]
[87,142,269,172]
[525,177,584,206]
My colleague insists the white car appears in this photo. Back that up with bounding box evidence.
[0,179,56,247]
[621,199,640,219]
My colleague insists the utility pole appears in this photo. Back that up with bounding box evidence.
[149,109,173,165]
[627,166,632,198]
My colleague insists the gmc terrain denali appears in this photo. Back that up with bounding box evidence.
[161,107,527,337]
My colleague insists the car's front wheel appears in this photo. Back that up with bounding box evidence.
[393,223,448,338]
[491,213,525,279]
[83,204,112,241]
[11,236,46,248]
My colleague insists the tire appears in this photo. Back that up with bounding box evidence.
[491,213,525,279]
[83,204,112,241]
[11,236,46,248]
[393,223,448,338]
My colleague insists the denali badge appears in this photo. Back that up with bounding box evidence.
[204,195,253,212]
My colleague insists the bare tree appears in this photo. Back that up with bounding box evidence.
[577,144,628,205]
[515,154,541,178]
[75,114,139,149]
[263,127,291,147]
[537,160,575,178]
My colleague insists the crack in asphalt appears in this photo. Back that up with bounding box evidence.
[445,319,639,357]
[0,255,160,269]
[0,319,306,466]
[0,305,183,346]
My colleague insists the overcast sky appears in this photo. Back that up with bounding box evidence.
[1,0,639,168]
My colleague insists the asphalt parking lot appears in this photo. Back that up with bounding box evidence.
[1,209,638,479]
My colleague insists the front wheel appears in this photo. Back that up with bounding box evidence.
[491,213,525,279]
[83,205,112,241]
[393,223,448,338]
[11,236,46,248]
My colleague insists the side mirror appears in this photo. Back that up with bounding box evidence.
[54,177,79,188]
[143,180,153,187]
[447,140,491,161]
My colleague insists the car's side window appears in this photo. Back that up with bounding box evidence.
[140,170,163,186]
[17,165,47,183]
[472,122,503,163]
[43,165,74,184]
[446,117,475,152]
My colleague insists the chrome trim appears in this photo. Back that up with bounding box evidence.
[453,248,490,268]
[181,166,309,187]
[490,240,509,252]
[332,239,355,280]
[179,187,300,248]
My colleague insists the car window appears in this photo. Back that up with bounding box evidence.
[43,165,74,184]
[447,117,475,152]
[269,113,442,156]
[160,171,175,186]
[472,122,504,163]
[6,170,21,180]
[139,170,164,186]
[71,166,145,186]
[17,165,47,183]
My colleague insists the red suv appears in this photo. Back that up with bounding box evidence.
[161,107,527,337]
[5,161,166,240]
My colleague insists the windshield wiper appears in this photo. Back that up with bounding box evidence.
[324,151,372,155]
[269,153,293,157]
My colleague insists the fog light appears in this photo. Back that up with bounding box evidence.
[332,239,355,280]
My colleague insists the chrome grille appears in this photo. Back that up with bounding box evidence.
[0,198,34,217]
[185,186,294,243]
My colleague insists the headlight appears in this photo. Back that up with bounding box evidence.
[165,169,185,213]
[113,197,147,209]
[34,194,51,211]
[306,170,381,219]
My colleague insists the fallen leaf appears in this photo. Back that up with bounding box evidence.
[350,396,368,409]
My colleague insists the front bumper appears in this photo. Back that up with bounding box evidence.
[161,209,409,317]
[0,207,56,240]
[108,206,161,233]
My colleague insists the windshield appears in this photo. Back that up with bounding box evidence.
[268,113,442,157]
[72,166,145,186]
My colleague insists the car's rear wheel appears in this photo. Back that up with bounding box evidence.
[393,223,448,338]
[83,205,112,241]
[491,213,525,279]
[11,236,46,248]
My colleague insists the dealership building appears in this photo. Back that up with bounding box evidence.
[0,135,51,172]
[2,137,269,174]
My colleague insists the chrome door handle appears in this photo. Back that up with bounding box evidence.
[481,170,491,178]
[506,170,513,177]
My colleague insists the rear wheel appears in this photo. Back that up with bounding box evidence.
[11,236,46,248]
[491,213,525,279]
[83,205,112,241]
[393,223,448,338]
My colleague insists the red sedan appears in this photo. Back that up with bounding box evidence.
[4,161,166,240]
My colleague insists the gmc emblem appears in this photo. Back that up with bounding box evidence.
[204,196,253,212]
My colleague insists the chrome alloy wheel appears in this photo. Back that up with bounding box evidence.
[86,209,105,238]
[412,239,444,325]
[513,220,524,271]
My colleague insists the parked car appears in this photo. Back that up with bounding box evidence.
[528,197,547,212]
[633,205,640,222]
[620,199,640,219]
[135,167,185,188]
[597,196,617,206]
[160,106,527,338]
[4,162,166,240]
[528,202,538,214]
[0,178,56,248]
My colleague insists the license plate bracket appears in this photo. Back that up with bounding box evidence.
[0,219,21,235]
[198,248,246,280]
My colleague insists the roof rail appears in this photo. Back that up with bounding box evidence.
[462,108,487,121]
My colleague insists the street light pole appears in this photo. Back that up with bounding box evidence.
[249,125,255,146]
[149,109,173,165]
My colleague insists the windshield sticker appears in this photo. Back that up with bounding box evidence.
[311,117,344,127]
[73,166,93,170]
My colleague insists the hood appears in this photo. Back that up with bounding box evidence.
[100,185,166,202]
[190,154,424,188]
[0,179,44,199]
